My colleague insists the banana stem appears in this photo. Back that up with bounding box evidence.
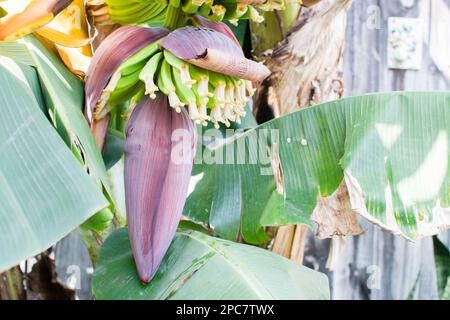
[164,5,188,30]
[112,102,127,132]
[3,268,23,300]
[250,4,301,57]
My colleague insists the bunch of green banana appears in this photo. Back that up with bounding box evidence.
[176,0,285,24]
[89,0,286,26]
[87,0,168,25]
[95,42,254,128]
[86,24,270,283]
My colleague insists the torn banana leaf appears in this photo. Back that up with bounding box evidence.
[0,37,113,231]
[185,92,450,243]
[0,57,108,272]
[18,36,110,193]
[92,228,330,299]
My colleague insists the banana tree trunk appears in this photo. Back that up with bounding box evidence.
[0,267,25,300]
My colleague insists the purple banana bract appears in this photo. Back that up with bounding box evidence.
[85,26,169,124]
[124,94,197,283]
[160,26,270,82]
[84,22,270,283]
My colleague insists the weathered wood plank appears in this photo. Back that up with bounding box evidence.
[330,0,449,300]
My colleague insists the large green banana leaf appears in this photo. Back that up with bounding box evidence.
[0,57,108,272]
[0,38,114,233]
[184,92,450,243]
[92,228,330,300]
[0,37,111,194]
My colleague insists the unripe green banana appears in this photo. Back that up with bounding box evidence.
[120,62,147,77]
[189,64,213,100]
[181,0,204,14]
[143,3,168,22]
[198,0,213,17]
[107,66,144,107]
[157,59,185,112]
[209,4,226,22]
[118,41,161,75]
[95,48,154,114]
[163,50,196,88]
[107,0,167,24]
[207,95,224,129]
[240,5,264,23]
[222,78,236,124]
[150,5,168,21]
[107,2,148,17]
[259,0,286,11]
[206,72,229,128]
[208,70,227,90]
[134,0,168,4]
[115,69,141,91]
[222,2,248,20]
[209,73,226,113]
[169,0,181,8]
[108,3,157,24]
[105,0,130,6]
[225,76,247,122]
[139,51,163,98]
[109,81,144,106]
[172,66,202,123]
[191,83,210,125]
[123,86,146,120]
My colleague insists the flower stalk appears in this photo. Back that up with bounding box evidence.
[164,4,188,30]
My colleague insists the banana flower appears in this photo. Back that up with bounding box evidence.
[85,18,269,282]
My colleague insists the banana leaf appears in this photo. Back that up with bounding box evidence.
[433,237,450,299]
[0,57,108,272]
[0,37,114,232]
[92,228,330,300]
[33,36,110,193]
[184,92,450,243]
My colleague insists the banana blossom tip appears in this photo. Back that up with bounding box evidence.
[125,94,196,283]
